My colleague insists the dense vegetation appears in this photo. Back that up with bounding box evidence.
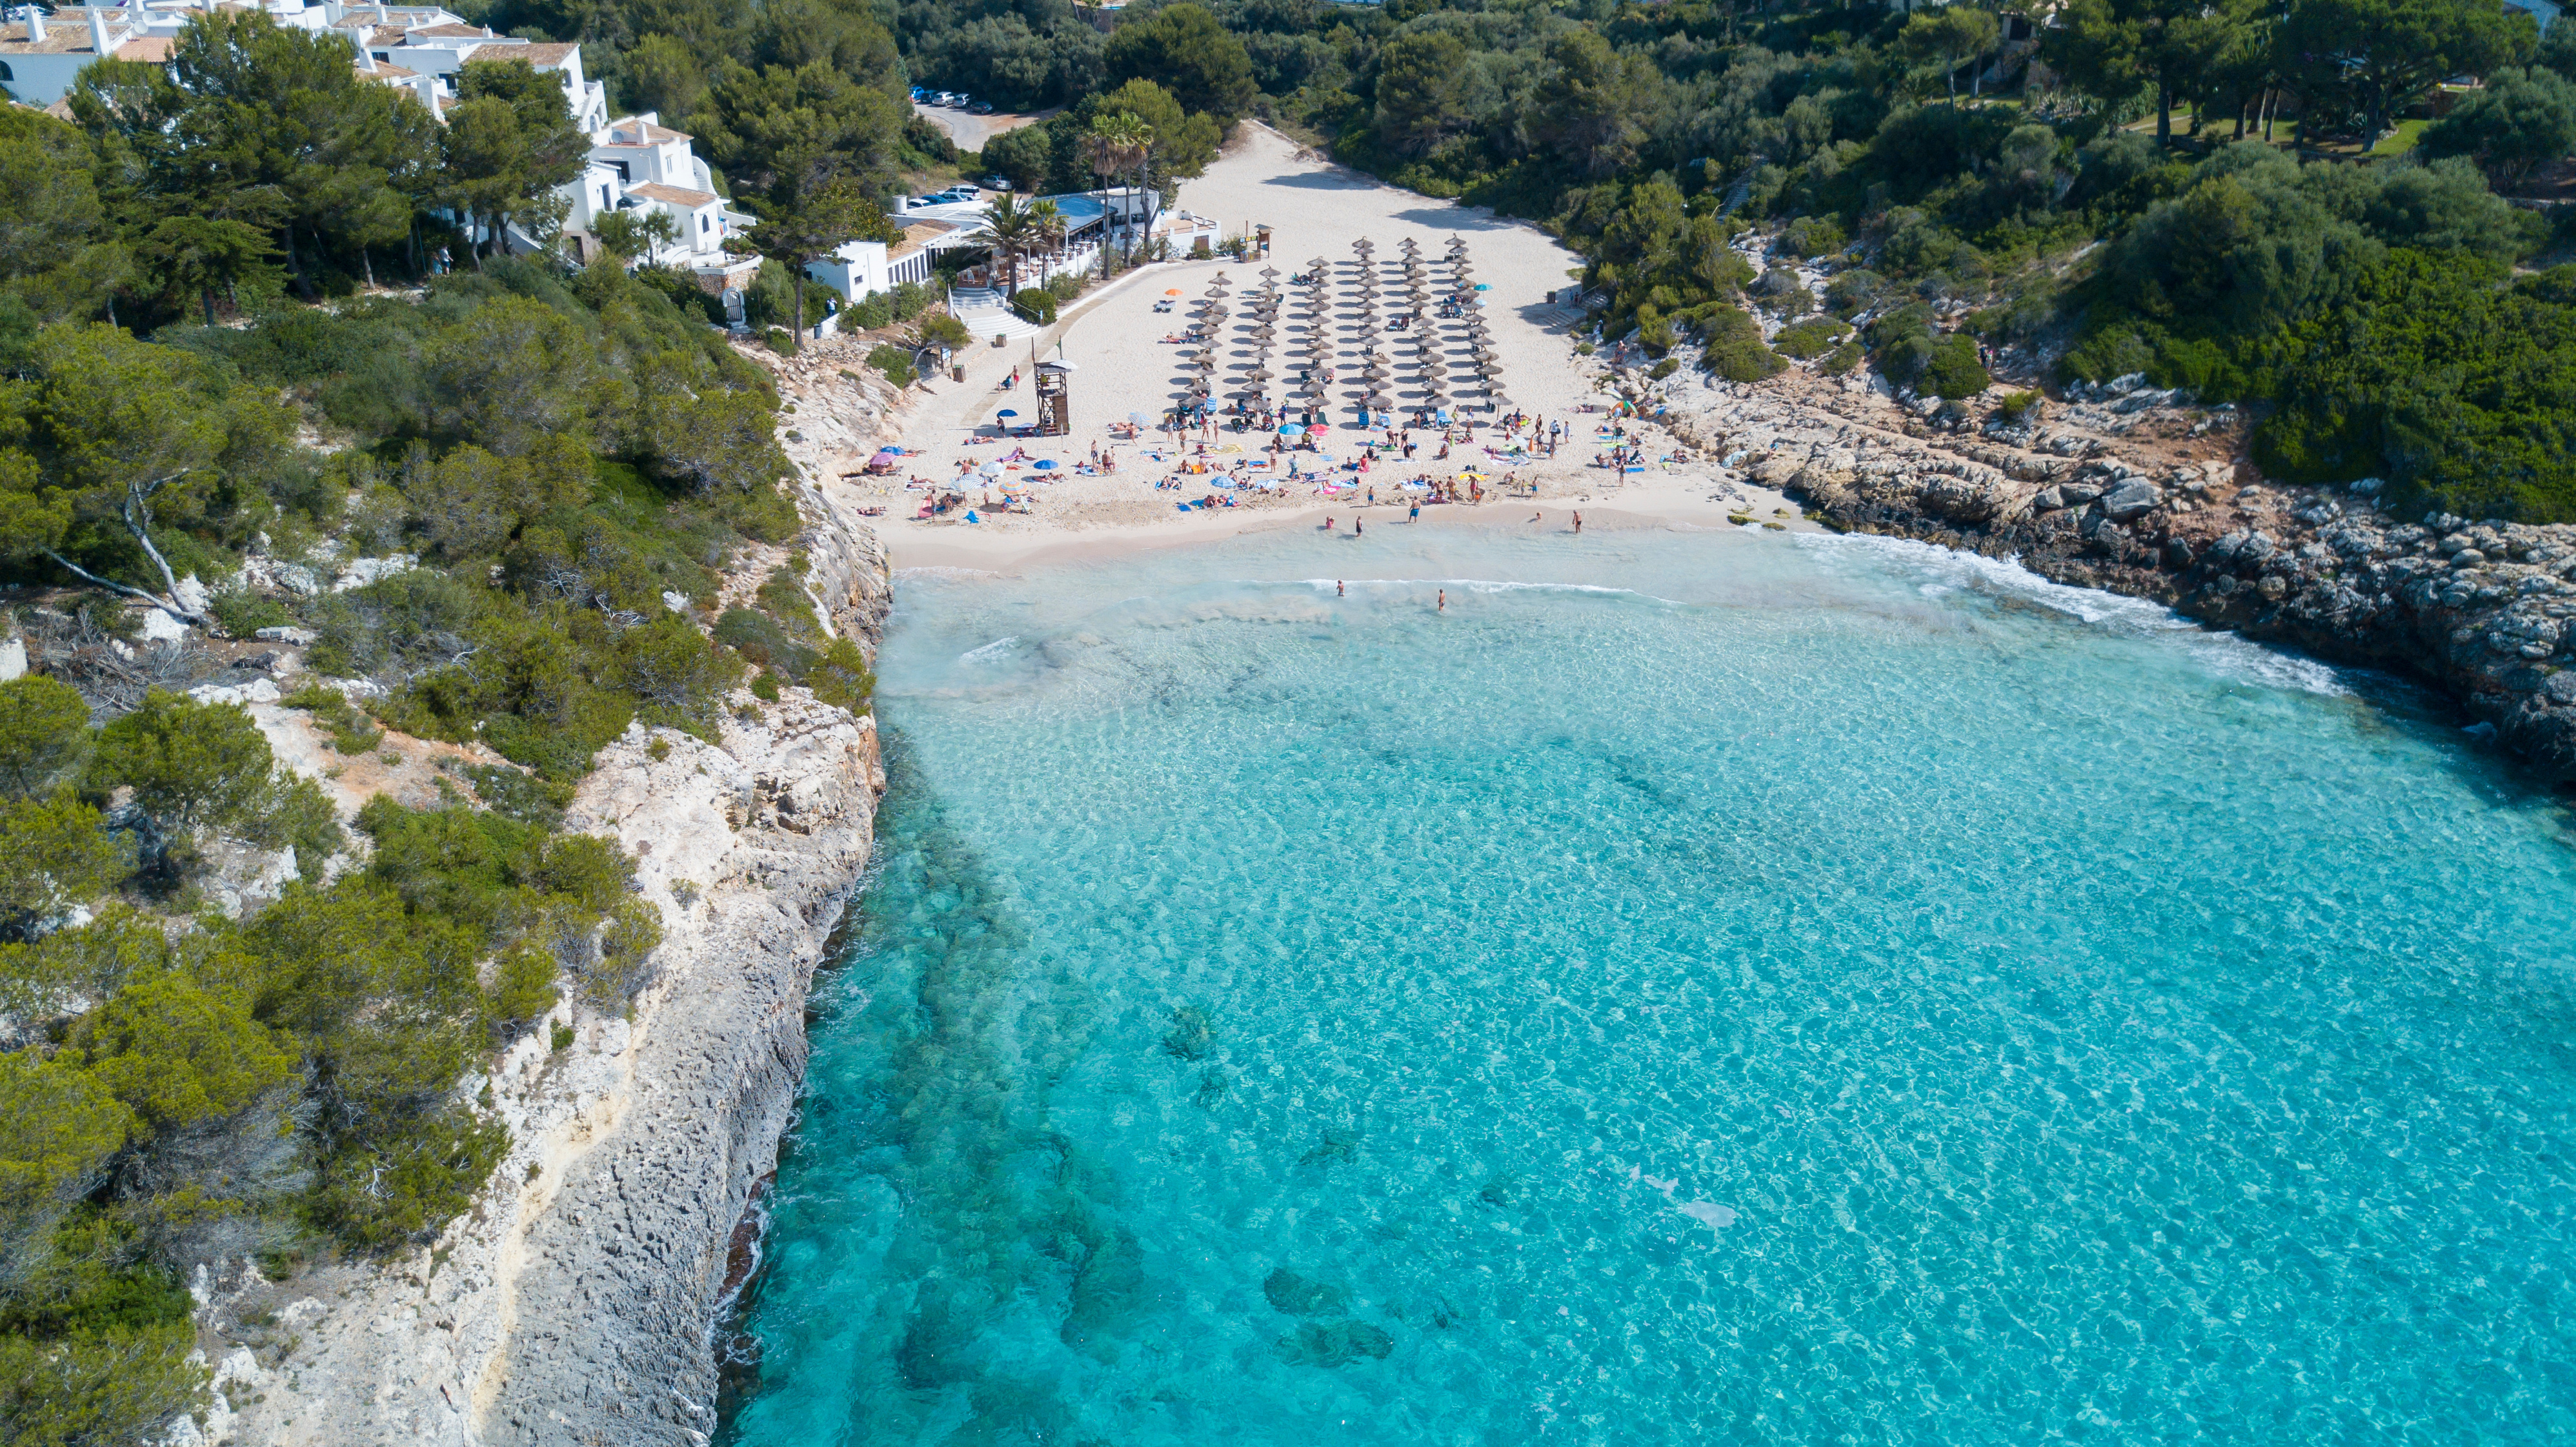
[0,12,883,1441]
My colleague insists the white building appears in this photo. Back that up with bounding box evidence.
[0,5,177,106]
[558,112,757,291]
[1,2,607,119]
[807,219,967,305]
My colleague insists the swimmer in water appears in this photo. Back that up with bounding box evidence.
[1355,518,1364,536]
[1438,589,1445,612]
[1530,511,1542,525]
[1337,579,1345,596]
[1574,511,1584,533]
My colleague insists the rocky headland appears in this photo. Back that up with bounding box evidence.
[1655,369,2576,782]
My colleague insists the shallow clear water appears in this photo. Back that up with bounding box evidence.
[721,523,2576,1447]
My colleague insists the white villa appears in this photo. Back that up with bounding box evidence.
[558,111,758,292]
[0,1,607,117]
[2,1,758,290]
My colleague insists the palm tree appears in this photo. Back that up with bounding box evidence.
[983,191,1040,294]
[1029,199,1066,287]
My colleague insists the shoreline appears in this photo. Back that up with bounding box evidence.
[881,472,1804,572]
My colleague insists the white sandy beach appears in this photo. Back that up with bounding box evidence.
[812,125,1811,570]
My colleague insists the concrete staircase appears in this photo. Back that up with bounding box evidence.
[948,287,1048,341]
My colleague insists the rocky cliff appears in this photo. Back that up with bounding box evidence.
[188,485,894,1446]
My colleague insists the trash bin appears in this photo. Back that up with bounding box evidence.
[953,365,965,383]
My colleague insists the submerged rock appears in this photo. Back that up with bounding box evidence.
[1298,1131,1357,1167]
[1263,1268,1351,1318]
[1273,1319,1395,1368]
[1162,1004,1214,1060]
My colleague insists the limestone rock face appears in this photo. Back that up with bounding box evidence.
[204,693,885,1447]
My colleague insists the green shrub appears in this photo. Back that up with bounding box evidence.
[487,944,556,1029]
[1011,288,1058,325]
[308,1111,510,1251]
[865,343,913,386]
[1043,271,1085,302]
[461,764,571,831]
[208,589,294,640]
[713,607,819,682]
[583,896,664,1012]
[1995,389,2043,421]
[0,1324,206,1447]
[0,676,92,797]
[748,671,781,701]
[283,683,382,754]
[1773,316,1853,360]
[0,792,129,934]
[920,312,972,349]
[1778,214,1847,259]
[763,327,797,356]
[808,637,876,714]
[1692,305,1784,383]
[1921,334,1991,398]
[1820,340,1865,374]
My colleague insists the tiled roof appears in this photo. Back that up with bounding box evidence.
[889,219,960,261]
[0,30,116,56]
[407,23,500,37]
[115,35,173,61]
[602,118,690,145]
[628,182,718,207]
[518,41,578,64]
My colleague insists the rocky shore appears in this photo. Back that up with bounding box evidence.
[1654,370,2576,783]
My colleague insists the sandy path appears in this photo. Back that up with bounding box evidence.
[839,123,1810,571]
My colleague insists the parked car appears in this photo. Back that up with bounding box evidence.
[968,100,993,114]
[909,86,929,103]
[938,92,963,106]
[981,174,1010,191]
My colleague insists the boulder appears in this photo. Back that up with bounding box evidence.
[2099,478,2163,521]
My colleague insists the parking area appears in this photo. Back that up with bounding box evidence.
[910,94,1058,155]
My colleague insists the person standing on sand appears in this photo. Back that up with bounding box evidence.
[1409,501,1420,523]
[1574,511,1584,533]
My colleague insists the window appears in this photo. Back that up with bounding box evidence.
[373,51,390,61]
[0,63,14,83]
[699,214,709,235]
[599,185,610,209]
[611,160,629,182]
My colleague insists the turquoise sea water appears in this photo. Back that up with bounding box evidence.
[719,523,2576,1446]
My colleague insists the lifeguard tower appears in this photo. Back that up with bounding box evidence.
[1034,360,1072,436]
